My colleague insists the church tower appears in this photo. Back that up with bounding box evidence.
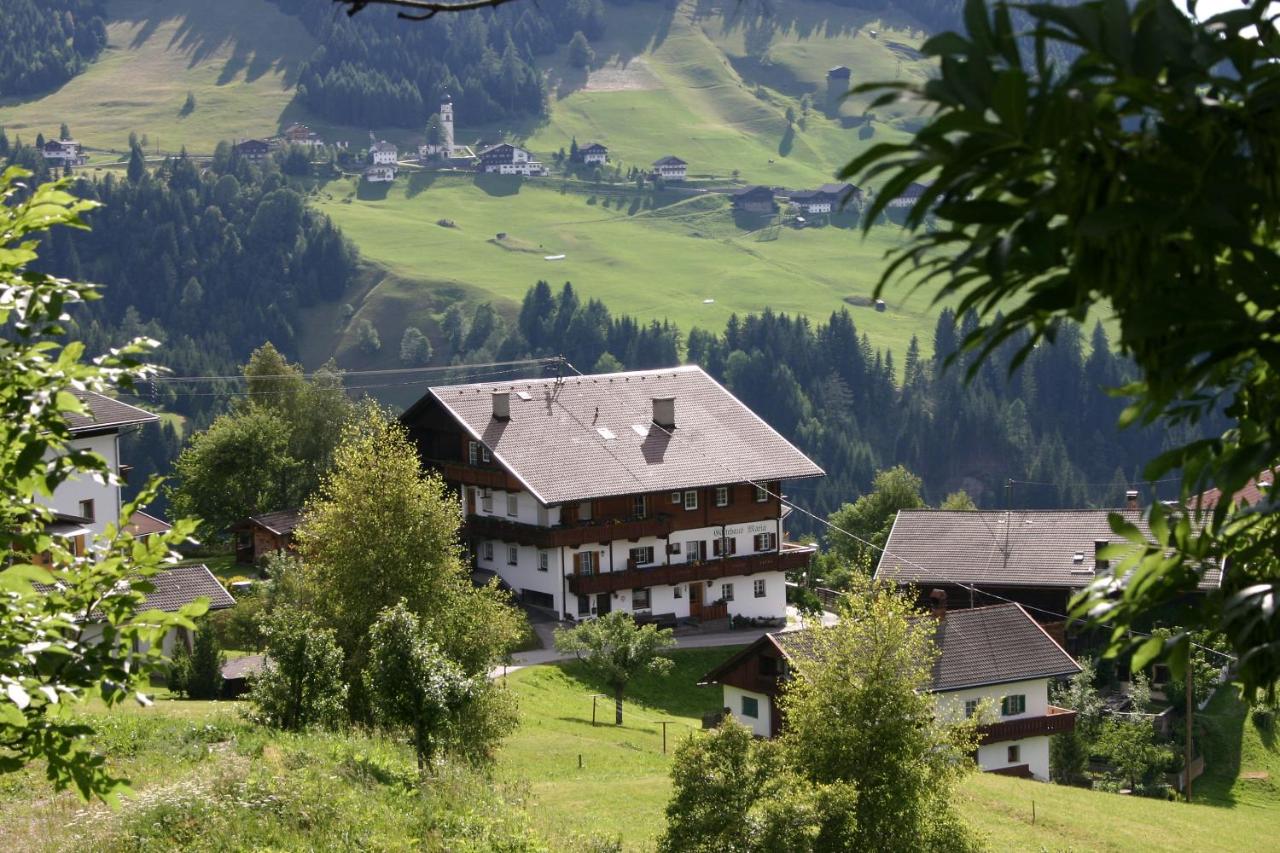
[440,93,455,156]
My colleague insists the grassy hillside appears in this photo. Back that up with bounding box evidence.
[521,0,931,189]
[0,0,317,158]
[312,173,938,366]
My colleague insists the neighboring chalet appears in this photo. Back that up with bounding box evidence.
[282,123,323,147]
[652,155,687,181]
[40,392,159,540]
[233,139,272,161]
[873,504,1225,630]
[576,142,609,165]
[1195,469,1275,512]
[400,366,824,621]
[42,138,87,168]
[789,182,860,215]
[730,185,777,214]
[231,509,303,565]
[478,143,546,176]
[364,164,396,183]
[78,564,236,656]
[700,600,1081,781]
[370,140,399,166]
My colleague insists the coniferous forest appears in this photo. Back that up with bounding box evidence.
[0,0,107,97]
[271,0,607,128]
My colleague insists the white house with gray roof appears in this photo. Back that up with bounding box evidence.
[401,366,823,622]
[700,600,1081,780]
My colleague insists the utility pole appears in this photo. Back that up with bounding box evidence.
[1185,664,1194,803]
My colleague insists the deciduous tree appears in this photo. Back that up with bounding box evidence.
[365,600,514,771]
[780,581,980,851]
[247,607,347,731]
[0,168,201,799]
[297,408,520,715]
[843,0,1280,693]
[554,611,675,725]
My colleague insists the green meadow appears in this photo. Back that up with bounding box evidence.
[312,173,939,364]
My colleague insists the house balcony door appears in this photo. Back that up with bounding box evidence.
[688,582,703,618]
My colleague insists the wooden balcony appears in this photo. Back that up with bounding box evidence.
[977,705,1076,745]
[465,513,674,549]
[567,544,816,595]
[435,460,514,490]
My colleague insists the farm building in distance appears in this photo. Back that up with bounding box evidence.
[400,366,823,623]
[478,142,546,176]
[730,185,777,214]
[652,155,688,181]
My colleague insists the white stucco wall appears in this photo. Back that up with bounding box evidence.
[976,736,1051,781]
[936,678,1050,722]
[936,678,1053,781]
[40,433,120,538]
[724,686,772,737]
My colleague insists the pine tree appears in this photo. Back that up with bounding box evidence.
[126,141,146,183]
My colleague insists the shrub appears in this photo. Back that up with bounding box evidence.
[209,595,266,651]
[247,609,347,730]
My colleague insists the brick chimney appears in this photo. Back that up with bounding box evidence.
[1125,489,1139,510]
[652,396,676,429]
[491,390,510,421]
[929,588,947,619]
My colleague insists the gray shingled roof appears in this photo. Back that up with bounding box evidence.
[875,508,1223,591]
[141,564,236,613]
[653,155,686,166]
[222,653,266,681]
[765,603,1080,693]
[423,366,823,505]
[66,391,157,434]
[248,508,304,536]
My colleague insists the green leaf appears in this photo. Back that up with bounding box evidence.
[1131,636,1166,672]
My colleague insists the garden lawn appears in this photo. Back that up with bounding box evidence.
[496,647,739,849]
[501,650,1280,852]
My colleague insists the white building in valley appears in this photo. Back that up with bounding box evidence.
[700,600,1081,781]
[400,366,823,622]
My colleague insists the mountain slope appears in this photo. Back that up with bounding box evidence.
[0,0,314,157]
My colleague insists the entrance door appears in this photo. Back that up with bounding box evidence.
[467,487,477,515]
[596,592,612,615]
[688,582,703,618]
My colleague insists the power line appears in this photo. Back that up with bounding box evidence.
[151,364,543,398]
[555,359,1234,663]
[148,357,558,383]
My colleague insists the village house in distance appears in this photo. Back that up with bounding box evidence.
[700,598,1081,781]
[400,366,823,622]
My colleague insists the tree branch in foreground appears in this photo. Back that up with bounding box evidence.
[334,0,521,20]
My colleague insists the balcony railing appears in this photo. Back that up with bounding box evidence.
[977,705,1077,744]
[465,513,675,549]
[567,544,816,596]
[436,461,511,490]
